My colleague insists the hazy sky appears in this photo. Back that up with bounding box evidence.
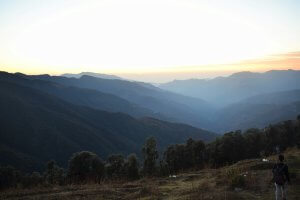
[0,0,300,82]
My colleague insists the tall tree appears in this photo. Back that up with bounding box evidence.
[106,154,125,178]
[45,160,64,185]
[142,137,158,176]
[126,154,139,180]
[68,151,104,183]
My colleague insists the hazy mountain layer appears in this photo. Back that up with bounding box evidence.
[0,72,159,118]
[62,72,122,80]
[160,70,300,107]
[28,74,214,129]
[240,89,300,105]
[212,101,300,133]
[209,88,300,132]
[1,70,300,136]
[0,80,216,171]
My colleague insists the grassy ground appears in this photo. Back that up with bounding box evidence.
[1,148,299,200]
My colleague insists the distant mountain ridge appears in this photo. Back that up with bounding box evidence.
[159,70,300,132]
[210,88,300,132]
[1,70,300,135]
[160,70,300,107]
[240,89,300,105]
[0,71,158,118]
[62,72,122,80]
[212,100,300,133]
[28,73,214,129]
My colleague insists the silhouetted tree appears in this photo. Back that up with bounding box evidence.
[106,154,125,179]
[31,172,43,186]
[142,137,158,176]
[244,128,265,158]
[0,166,19,189]
[126,154,139,180]
[1,116,300,189]
[44,160,64,185]
[207,131,246,167]
[68,151,104,183]
[163,138,206,173]
[21,172,43,188]
[164,145,177,173]
[193,140,206,169]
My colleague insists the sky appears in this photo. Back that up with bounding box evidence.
[0,0,300,82]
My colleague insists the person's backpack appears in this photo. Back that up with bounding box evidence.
[273,164,286,185]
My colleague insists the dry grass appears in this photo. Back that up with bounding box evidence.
[1,148,299,200]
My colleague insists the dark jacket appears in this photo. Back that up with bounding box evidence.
[272,163,290,184]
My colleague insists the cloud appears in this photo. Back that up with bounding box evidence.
[272,51,300,58]
[236,51,300,69]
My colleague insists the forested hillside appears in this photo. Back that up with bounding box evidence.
[2,70,300,134]
[212,101,300,132]
[160,70,300,132]
[28,73,214,129]
[0,71,158,118]
[0,79,215,172]
[1,116,299,199]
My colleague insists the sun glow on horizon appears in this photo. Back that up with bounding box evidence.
[0,0,300,82]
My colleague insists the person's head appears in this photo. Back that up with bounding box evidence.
[278,154,284,162]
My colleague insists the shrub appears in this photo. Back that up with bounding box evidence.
[68,151,104,183]
[0,166,19,189]
[223,167,246,189]
[230,175,246,188]
[45,160,65,185]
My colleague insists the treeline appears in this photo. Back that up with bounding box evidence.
[1,116,300,189]
[0,152,140,189]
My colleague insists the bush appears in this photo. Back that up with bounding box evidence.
[45,160,65,185]
[223,167,246,189]
[0,166,20,189]
[68,151,104,183]
[230,175,246,188]
[126,154,139,180]
[21,172,43,188]
[106,154,125,179]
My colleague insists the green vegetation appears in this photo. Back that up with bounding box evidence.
[1,71,300,198]
[45,160,64,185]
[0,116,299,200]
[0,75,216,172]
[68,152,104,184]
[142,137,159,176]
[1,148,299,199]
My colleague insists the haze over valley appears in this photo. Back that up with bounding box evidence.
[1,1,300,199]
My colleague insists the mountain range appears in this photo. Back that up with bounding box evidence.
[0,72,216,171]
[160,70,300,106]
[61,72,122,80]
[27,73,214,129]
[1,69,300,171]
[160,70,300,132]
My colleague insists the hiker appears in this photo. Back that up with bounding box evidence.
[272,154,290,200]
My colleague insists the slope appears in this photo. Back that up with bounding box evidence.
[160,70,300,107]
[210,89,300,132]
[0,80,216,171]
[0,71,158,118]
[28,74,215,129]
[61,72,122,80]
[241,89,300,105]
[212,101,300,133]
[2,148,299,199]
